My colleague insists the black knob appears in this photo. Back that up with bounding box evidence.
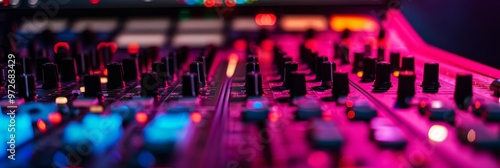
[141,73,159,97]
[197,56,208,77]
[396,71,416,108]
[389,52,400,72]
[361,57,376,82]
[377,46,385,61]
[17,74,36,101]
[283,61,299,89]
[340,45,350,65]
[36,57,50,81]
[401,56,415,71]
[161,55,176,81]
[42,63,60,89]
[190,62,207,88]
[106,63,125,89]
[307,53,318,73]
[290,72,307,97]
[247,55,259,62]
[54,52,68,70]
[99,45,114,66]
[75,53,91,75]
[20,57,33,74]
[332,71,350,99]
[278,56,293,77]
[454,73,473,109]
[182,72,199,97]
[122,58,140,81]
[246,72,264,97]
[246,62,260,73]
[60,58,79,81]
[321,61,336,88]
[373,62,392,91]
[83,75,102,97]
[314,56,328,81]
[152,62,167,88]
[352,52,364,73]
[421,62,440,92]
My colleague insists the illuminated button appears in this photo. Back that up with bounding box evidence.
[373,126,407,149]
[457,124,499,149]
[19,102,57,122]
[347,100,376,121]
[295,98,322,120]
[143,113,190,153]
[82,114,123,154]
[55,97,68,105]
[418,100,455,122]
[72,98,98,107]
[310,119,344,150]
[428,125,448,142]
[472,100,500,122]
[89,105,103,113]
[242,98,270,122]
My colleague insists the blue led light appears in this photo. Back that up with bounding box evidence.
[138,151,156,167]
[63,122,87,144]
[144,113,190,144]
[52,151,68,167]
[253,101,264,109]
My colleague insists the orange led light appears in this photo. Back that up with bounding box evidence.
[191,112,202,123]
[357,71,364,77]
[136,112,148,124]
[226,53,239,77]
[37,119,47,132]
[48,112,62,124]
[255,14,276,26]
[330,15,378,32]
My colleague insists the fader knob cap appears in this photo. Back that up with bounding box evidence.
[17,74,36,101]
[122,58,140,81]
[106,63,125,89]
[289,72,307,97]
[421,62,441,92]
[83,75,102,97]
[182,73,199,97]
[42,63,60,89]
[60,58,79,81]
[141,73,159,97]
[190,62,207,88]
[246,62,260,73]
[454,73,473,109]
[361,57,376,82]
[246,72,264,97]
[401,56,415,71]
[332,71,350,99]
[373,62,392,91]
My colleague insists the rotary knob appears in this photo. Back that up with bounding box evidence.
[60,58,79,81]
[332,71,350,99]
[373,62,392,91]
[106,63,125,89]
[182,72,199,97]
[190,62,207,88]
[17,74,37,101]
[152,62,167,88]
[454,73,473,109]
[246,72,264,97]
[361,57,376,82]
[421,62,440,92]
[396,71,416,108]
[83,75,102,97]
[246,62,260,73]
[141,73,159,97]
[401,56,415,71]
[122,58,140,81]
[42,63,61,89]
[289,72,307,98]
[389,52,400,72]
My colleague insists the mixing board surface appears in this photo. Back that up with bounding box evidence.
[1,2,500,168]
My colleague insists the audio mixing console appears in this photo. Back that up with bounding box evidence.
[1,2,500,168]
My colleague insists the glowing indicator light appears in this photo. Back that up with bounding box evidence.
[322,111,332,121]
[37,119,47,132]
[54,42,70,54]
[346,100,354,108]
[97,42,118,53]
[127,42,140,54]
[255,14,276,26]
[253,101,264,108]
[428,125,448,142]
[90,0,99,5]
[269,112,279,123]
[467,129,476,142]
[136,112,148,124]
[80,86,85,92]
[393,71,400,77]
[55,97,68,105]
[347,110,355,119]
[225,0,236,7]
[101,77,108,84]
[89,105,103,113]
[330,15,378,32]
[356,71,363,77]
[474,101,481,109]
[431,101,443,109]
[204,0,215,7]
[48,112,62,124]
[190,112,202,123]
[307,151,329,167]
[226,53,238,77]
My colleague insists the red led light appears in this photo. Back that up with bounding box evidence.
[307,151,329,167]
[54,42,70,54]
[48,112,62,124]
[204,0,215,7]
[136,112,148,124]
[233,39,247,51]
[97,42,118,53]
[37,119,47,132]
[127,42,140,54]
[3,0,10,7]
[255,14,276,26]
[90,0,99,5]
[225,0,236,7]
[268,112,279,123]
[191,112,202,123]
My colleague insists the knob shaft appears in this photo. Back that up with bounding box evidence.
[246,72,264,97]
[454,73,473,109]
[401,56,415,71]
[152,62,167,88]
[182,73,199,97]
[17,74,36,101]
[373,62,392,91]
[60,58,79,81]
[42,63,61,89]
[106,63,125,89]
[361,57,376,82]
[278,56,293,78]
[190,62,207,88]
[421,62,440,92]
[141,73,159,97]
[290,72,307,97]
[332,71,350,99]
[84,75,102,97]
[122,58,140,81]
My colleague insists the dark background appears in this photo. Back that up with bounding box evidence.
[401,0,500,69]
